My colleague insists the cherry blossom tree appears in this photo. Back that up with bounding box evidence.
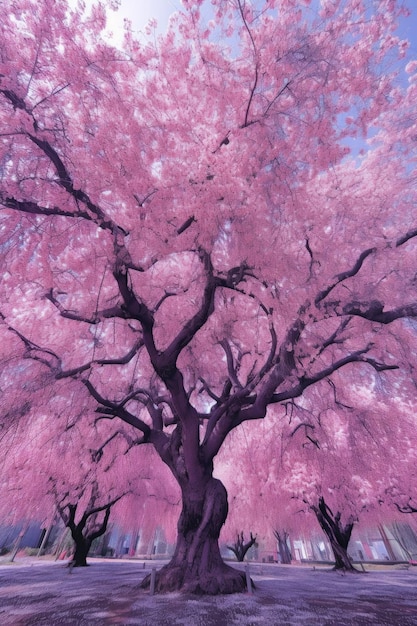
[227,531,257,562]
[0,395,178,566]
[220,376,410,571]
[277,378,414,571]
[311,496,356,570]
[56,482,125,567]
[0,0,416,593]
[273,529,292,564]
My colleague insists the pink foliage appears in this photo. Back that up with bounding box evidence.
[0,0,416,590]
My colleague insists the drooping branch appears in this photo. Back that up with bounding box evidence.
[290,422,315,438]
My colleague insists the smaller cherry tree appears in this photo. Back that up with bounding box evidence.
[279,385,396,571]
[273,529,292,565]
[310,496,356,571]
[53,480,125,567]
[0,383,179,566]
[219,368,404,572]
[227,531,257,562]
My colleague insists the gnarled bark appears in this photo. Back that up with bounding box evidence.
[141,477,250,594]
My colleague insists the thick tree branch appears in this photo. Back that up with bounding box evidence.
[56,338,143,379]
[26,132,117,232]
[342,301,417,324]
[82,492,126,523]
[315,248,376,307]
[219,339,243,390]
[396,228,417,247]
[269,349,398,405]
[201,310,305,460]
[0,194,92,221]
[311,496,355,551]
[161,250,219,370]
[82,379,151,438]
[112,267,154,327]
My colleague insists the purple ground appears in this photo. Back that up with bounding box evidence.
[0,557,416,625]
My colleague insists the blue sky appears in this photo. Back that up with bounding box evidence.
[108,0,417,62]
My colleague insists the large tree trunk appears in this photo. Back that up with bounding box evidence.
[141,477,249,594]
[312,497,358,572]
[328,535,356,570]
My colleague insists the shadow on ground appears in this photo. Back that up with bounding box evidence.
[0,558,416,625]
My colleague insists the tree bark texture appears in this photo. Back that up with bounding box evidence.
[312,497,358,572]
[141,477,250,594]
